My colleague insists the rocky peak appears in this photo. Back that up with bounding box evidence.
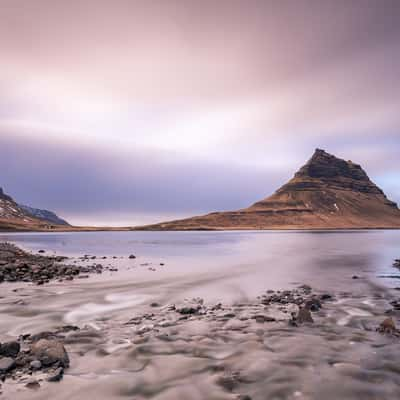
[0,188,13,202]
[296,149,369,181]
[286,149,383,195]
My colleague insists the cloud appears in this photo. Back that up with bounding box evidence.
[0,0,399,223]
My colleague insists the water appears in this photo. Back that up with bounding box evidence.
[1,230,400,399]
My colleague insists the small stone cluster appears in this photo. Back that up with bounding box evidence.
[0,243,103,284]
[0,328,72,389]
[393,259,400,269]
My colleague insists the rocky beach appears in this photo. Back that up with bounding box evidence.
[0,231,400,399]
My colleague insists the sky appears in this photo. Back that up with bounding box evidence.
[1,0,399,226]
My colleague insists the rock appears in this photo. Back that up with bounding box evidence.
[25,379,40,389]
[237,396,252,400]
[47,367,64,382]
[352,275,359,279]
[176,304,201,315]
[30,339,69,367]
[129,254,136,259]
[38,250,45,253]
[252,315,276,323]
[304,297,322,312]
[30,360,42,370]
[215,373,239,392]
[0,341,20,358]
[377,317,396,334]
[0,357,15,373]
[296,307,314,323]
[137,325,154,334]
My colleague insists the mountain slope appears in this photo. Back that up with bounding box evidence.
[0,188,69,230]
[136,149,400,230]
[18,204,69,226]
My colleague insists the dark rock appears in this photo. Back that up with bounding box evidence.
[47,367,64,382]
[25,379,40,389]
[0,341,20,358]
[252,315,276,323]
[296,307,314,323]
[215,373,240,392]
[304,297,322,312]
[176,304,201,315]
[352,275,359,279]
[129,254,136,259]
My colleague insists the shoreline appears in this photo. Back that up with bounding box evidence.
[1,226,400,233]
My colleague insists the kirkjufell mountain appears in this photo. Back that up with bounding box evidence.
[136,149,400,230]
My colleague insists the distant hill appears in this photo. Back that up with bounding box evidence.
[135,149,400,230]
[0,187,70,231]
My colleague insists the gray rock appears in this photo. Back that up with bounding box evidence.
[30,360,42,370]
[0,357,16,373]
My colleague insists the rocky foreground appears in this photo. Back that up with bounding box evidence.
[1,280,400,397]
[0,243,107,284]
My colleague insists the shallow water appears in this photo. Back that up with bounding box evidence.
[1,230,400,399]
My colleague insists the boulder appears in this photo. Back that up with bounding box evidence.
[30,339,69,367]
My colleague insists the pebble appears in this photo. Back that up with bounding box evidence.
[30,360,42,370]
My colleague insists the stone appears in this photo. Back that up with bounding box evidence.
[0,357,15,373]
[0,341,20,358]
[47,367,64,382]
[296,307,314,323]
[25,379,40,389]
[30,360,42,370]
[129,254,136,259]
[378,317,396,333]
[176,305,201,314]
[304,297,322,312]
[215,374,239,392]
[30,339,69,367]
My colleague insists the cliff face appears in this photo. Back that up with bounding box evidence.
[137,149,400,230]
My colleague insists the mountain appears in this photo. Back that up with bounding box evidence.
[136,149,400,230]
[18,204,69,226]
[0,187,70,230]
